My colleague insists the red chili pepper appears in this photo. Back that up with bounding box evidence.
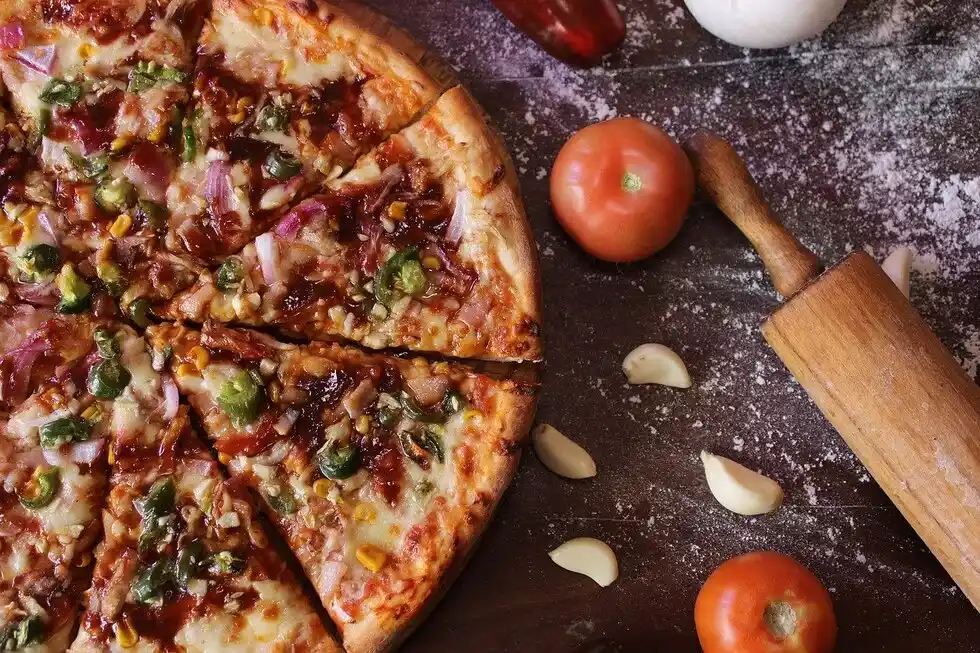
[490,0,626,67]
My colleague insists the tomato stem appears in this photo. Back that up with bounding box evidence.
[621,171,642,193]
[763,600,797,640]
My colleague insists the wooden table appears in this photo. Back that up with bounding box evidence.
[364,1,980,650]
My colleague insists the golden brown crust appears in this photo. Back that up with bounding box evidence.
[339,388,537,653]
[407,86,543,361]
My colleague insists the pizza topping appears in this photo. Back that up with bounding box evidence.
[255,103,289,133]
[18,243,60,280]
[374,247,425,306]
[0,615,43,650]
[354,543,387,574]
[131,557,173,604]
[316,418,360,480]
[215,257,244,292]
[217,369,265,427]
[95,177,136,215]
[128,298,152,327]
[87,329,132,399]
[18,465,61,509]
[38,416,92,448]
[40,78,84,108]
[56,263,92,314]
[264,148,301,181]
[128,61,187,94]
[135,476,176,554]
[0,19,25,51]
[398,428,444,470]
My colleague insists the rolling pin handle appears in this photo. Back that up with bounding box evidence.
[684,132,823,299]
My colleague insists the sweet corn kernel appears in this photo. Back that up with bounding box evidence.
[175,362,198,378]
[110,135,131,152]
[0,224,20,247]
[312,478,331,498]
[433,362,450,376]
[114,617,139,648]
[421,256,441,270]
[253,7,273,26]
[74,552,92,567]
[107,442,115,465]
[189,345,210,371]
[463,408,480,422]
[236,97,254,111]
[18,206,39,239]
[355,415,371,434]
[355,544,387,573]
[228,111,246,124]
[388,524,401,537]
[77,43,95,61]
[352,503,376,523]
[387,201,407,220]
[218,453,231,465]
[109,214,132,239]
[81,405,102,423]
[148,124,167,143]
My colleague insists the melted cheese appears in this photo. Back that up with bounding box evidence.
[212,9,358,88]
[36,462,96,537]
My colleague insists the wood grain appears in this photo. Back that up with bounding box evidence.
[685,132,823,299]
[764,251,980,610]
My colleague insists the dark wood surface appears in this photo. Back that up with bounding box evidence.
[360,1,980,651]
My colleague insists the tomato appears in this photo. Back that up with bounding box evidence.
[549,117,694,262]
[695,551,837,653]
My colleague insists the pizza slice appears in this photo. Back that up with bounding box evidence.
[164,86,542,362]
[0,323,131,651]
[165,0,441,261]
[146,322,537,653]
[70,327,341,652]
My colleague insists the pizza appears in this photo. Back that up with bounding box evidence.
[165,0,440,261]
[146,322,535,652]
[163,86,541,361]
[0,1,541,651]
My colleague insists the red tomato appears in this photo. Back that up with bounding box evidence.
[550,117,694,262]
[695,551,837,653]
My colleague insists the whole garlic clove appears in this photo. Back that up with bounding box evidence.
[622,344,691,388]
[548,537,619,587]
[532,424,597,480]
[700,450,783,516]
[881,246,913,299]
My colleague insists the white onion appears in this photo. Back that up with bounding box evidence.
[42,447,70,466]
[446,189,471,244]
[405,375,450,407]
[252,437,291,464]
[272,410,299,437]
[14,45,56,74]
[69,439,105,465]
[161,374,179,421]
[15,408,71,429]
[255,232,281,285]
[318,561,348,598]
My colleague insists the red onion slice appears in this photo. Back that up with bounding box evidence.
[14,281,59,307]
[255,232,281,285]
[161,374,179,421]
[274,195,328,239]
[366,164,404,214]
[69,438,105,465]
[205,160,233,214]
[456,293,492,330]
[14,45,56,75]
[0,20,25,51]
[446,189,470,244]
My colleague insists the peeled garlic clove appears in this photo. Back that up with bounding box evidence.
[881,246,913,298]
[700,450,783,516]
[532,424,596,480]
[622,343,691,388]
[548,537,618,587]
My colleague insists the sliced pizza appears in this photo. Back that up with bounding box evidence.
[164,86,542,362]
[165,0,441,261]
[70,326,341,652]
[0,102,28,201]
[0,324,123,651]
[146,322,537,652]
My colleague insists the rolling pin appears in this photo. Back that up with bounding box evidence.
[685,132,980,611]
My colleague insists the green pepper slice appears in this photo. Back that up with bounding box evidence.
[136,476,176,518]
[0,615,44,650]
[181,123,196,162]
[18,467,60,510]
[93,329,121,360]
[129,61,187,93]
[96,261,124,297]
[396,258,426,296]
[266,486,296,514]
[316,439,360,480]
[135,199,169,230]
[375,247,423,306]
[68,151,109,180]
[87,360,131,399]
[255,104,289,132]
[441,389,465,415]
[38,417,92,449]
[265,148,301,180]
[19,243,60,279]
[217,370,264,427]
[128,298,152,328]
[39,78,82,107]
[175,539,206,590]
[215,257,244,292]
[375,405,400,428]
[94,177,135,214]
[399,429,444,469]
[56,264,92,314]
[398,391,443,423]
[131,558,174,604]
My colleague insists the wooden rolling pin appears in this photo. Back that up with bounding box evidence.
[685,132,980,611]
